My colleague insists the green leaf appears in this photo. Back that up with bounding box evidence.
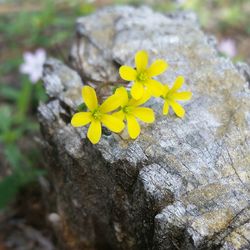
[0,173,22,209]
[77,3,95,15]
[112,85,121,94]
[0,168,45,210]
[0,106,12,134]
[34,82,47,103]
[4,144,24,170]
[1,129,23,144]
[16,80,32,121]
[77,103,87,112]
[0,85,20,101]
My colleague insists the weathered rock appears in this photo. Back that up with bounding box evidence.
[38,6,250,250]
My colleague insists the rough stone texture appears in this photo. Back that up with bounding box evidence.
[38,6,250,250]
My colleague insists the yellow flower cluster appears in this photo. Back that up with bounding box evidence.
[71,50,192,144]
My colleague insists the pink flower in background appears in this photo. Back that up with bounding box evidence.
[19,49,46,83]
[218,39,237,58]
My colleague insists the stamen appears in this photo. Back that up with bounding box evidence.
[137,72,148,82]
[123,106,132,114]
[92,109,102,120]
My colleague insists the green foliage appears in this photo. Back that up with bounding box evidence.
[0,0,97,210]
[0,82,46,209]
[0,85,20,101]
[180,0,250,32]
[76,2,96,15]
[0,173,24,209]
[0,79,47,210]
[77,102,87,112]
[114,0,249,34]
[0,167,45,209]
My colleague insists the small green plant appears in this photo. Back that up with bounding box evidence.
[0,0,96,209]
[0,78,47,209]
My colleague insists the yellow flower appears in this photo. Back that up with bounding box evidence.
[162,76,192,118]
[113,87,155,139]
[119,50,168,100]
[71,86,125,144]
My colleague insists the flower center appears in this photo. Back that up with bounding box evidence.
[123,105,133,114]
[165,92,172,100]
[92,109,102,120]
[137,71,148,82]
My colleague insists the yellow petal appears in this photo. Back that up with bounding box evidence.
[168,100,185,118]
[101,114,125,133]
[100,94,122,113]
[112,110,125,121]
[133,107,155,123]
[163,101,169,115]
[126,115,140,139]
[145,79,163,97]
[131,81,144,100]
[71,112,92,127]
[115,87,128,106]
[87,120,102,144]
[171,76,184,92]
[82,86,98,111]
[135,50,148,72]
[129,90,151,107]
[162,84,170,97]
[172,91,192,101]
[148,59,168,77]
[119,66,137,81]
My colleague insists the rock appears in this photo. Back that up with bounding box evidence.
[38,6,250,250]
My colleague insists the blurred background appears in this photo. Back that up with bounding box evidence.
[0,0,249,249]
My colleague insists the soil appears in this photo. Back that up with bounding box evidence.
[0,183,57,250]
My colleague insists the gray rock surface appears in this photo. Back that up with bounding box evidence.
[38,6,250,250]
